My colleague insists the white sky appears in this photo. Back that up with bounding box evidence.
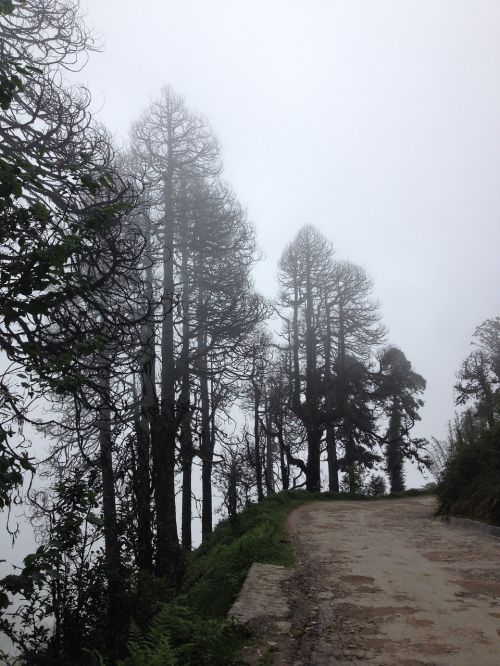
[5,0,500,527]
[3,5,500,630]
[79,0,500,465]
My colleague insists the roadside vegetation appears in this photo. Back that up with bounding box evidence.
[433,318,500,525]
[116,487,434,666]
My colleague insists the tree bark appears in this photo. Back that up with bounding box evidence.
[197,322,213,539]
[337,296,355,492]
[97,353,125,654]
[264,396,275,494]
[156,163,179,578]
[324,296,339,493]
[179,211,193,551]
[279,428,289,491]
[305,258,321,492]
[135,231,155,572]
[253,379,264,501]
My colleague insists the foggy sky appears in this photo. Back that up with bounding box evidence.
[4,6,500,650]
[79,0,500,482]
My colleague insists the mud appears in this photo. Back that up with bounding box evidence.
[273,497,500,665]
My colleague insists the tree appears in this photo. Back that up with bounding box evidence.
[365,474,387,496]
[455,318,500,429]
[277,225,335,491]
[214,437,255,527]
[0,0,93,507]
[434,316,500,525]
[376,346,427,493]
[180,178,264,539]
[327,260,385,493]
[243,329,272,501]
[130,86,220,575]
[0,1,150,656]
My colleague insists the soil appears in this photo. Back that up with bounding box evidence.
[240,496,500,665]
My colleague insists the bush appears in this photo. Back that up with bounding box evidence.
[365,474,387,496]
[436,425,500,525]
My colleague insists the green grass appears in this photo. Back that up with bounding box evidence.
[181,487,433,618]
[181,492,297,617]
[119,487,435,665]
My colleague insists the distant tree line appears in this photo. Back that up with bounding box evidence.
[0,1,428,663]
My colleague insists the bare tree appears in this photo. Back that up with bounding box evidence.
[130,86,220,575]
[277,226,335,491]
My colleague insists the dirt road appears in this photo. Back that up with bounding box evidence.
[275,497,500,665]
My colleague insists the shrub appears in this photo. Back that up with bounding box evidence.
[365,474,387,496]
[436,425,500,525]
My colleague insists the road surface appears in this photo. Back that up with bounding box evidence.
[274,497,500,665]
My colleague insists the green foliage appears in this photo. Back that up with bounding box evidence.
[436,316,500,524]
[0,0,14,16]
[183,493,296,617]
[436,423,500,525]
[376,346,428,492]
[365,474,387,496]
[119,603,241,666]
[118,616,177,666]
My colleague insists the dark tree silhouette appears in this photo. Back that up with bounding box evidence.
[376,347,427,493]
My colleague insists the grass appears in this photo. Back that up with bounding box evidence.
[118,487,434,665]
[181,487,433,618]
[181,492,297,617]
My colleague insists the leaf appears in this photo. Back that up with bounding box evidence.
[86,512,104,528]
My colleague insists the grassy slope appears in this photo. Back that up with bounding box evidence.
[181,488,432,619]
[119,489,433,665]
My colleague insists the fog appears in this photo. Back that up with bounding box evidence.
[79,0,500,471]
[3,2,500,658]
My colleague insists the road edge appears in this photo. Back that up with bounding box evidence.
[439,514,500,539]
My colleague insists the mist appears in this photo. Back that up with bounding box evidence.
[2,1,500,662]
[81,0,500,452]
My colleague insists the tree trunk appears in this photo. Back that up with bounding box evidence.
[386,399,405,493]
[156,167,179,578]
[135,233,155,572]
[346,429,357,493]
[179,196,193,551]
[337,297,355,492]
[228,461,238,527]
[198,326,213,540]
[306,426,322,492]
[292,289,301,410]
[264,397,275,494]
[305,261,321,492]
[279,429,289,491]
[253,381,264,501]
[97,353,125,655]
[326,429,339,493]
[324,296,339,493]
[134,382,153,572]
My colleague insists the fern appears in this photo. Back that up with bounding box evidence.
[83,648,107,666]
[118,603,241,666]
[118,615,177,666]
